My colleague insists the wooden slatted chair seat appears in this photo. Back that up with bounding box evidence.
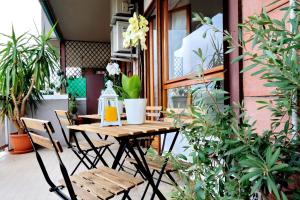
[126,156,191,173]
[72,140,113,151]
[60,166,143,200]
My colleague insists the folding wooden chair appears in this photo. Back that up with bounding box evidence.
[54,110,114,175]
[127,108,192,199]
[21,117,143,200]
[118,106,162,172]
[140,106,162,147]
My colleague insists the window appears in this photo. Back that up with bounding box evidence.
[163,0,224,108]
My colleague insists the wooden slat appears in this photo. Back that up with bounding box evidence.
[119,126,157,134]
[76,140,113,151]
[126,157,174,172]
[127,156,191,172]
[78,114,126,120]
[29,132,63,153]
[87,124,142,136]
[95,167,143,186]
[90,167,135,190]
[72,182,101,200]
[136,124,167,131]
[58,117,71,126]
[146,106,162,111]
[54,110,68,117]
[79,172,124,195]
[144,121,175,128]
[99,126,142,136]
[78,114,100,120]
[70,175,114,200]
[146,113,161,117]
[59,179,100,200]
[21,117,53,132]
[68,125,128,137]
[68,121,178,138]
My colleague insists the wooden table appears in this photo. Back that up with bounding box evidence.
[67,121,179,200]
[78,114,127,121]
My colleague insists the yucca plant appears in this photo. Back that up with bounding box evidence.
[0,26,59,134]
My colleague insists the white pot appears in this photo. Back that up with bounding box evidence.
[124,98,147,124]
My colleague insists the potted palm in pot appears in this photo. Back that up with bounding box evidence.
[0,27,59,154]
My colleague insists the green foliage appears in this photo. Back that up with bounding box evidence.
[121,74,142,99]
[167,3,300,200]
[68,93,77,115]
[0,26,59,133]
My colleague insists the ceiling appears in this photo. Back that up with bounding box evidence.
[47,0,111,42]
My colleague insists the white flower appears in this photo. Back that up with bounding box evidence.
[106,63,120,76]
[122,12,149,50]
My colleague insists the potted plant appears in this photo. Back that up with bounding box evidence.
[121,12,149,124]
[68,93,78,116]
[121,74,146,124]
[0,27,59,154]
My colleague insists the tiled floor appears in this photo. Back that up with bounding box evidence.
[0,142,175,200]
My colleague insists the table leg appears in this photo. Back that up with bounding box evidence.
[126,139,167,200]
[80,131,109,167]
[149,131,179,200]
[111,139,127,169]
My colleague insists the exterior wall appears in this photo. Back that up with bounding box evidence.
[0,97,86,148]
[28,97,87,146]
[242,0,290,133]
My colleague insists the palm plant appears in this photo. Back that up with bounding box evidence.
[0,27,59,134]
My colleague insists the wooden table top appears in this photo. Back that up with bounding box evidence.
[78,114,126,120]
[67,121,178,138]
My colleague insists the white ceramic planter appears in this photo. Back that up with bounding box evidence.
[124,98,147,124]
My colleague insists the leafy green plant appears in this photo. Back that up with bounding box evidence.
[0,26,59,134]
[166,2,300,200]
[68,93,78,115]
[121,74,142,99]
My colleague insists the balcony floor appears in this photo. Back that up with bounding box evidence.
[0,144,175,200]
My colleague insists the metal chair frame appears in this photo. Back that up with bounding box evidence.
[54,110,114,175]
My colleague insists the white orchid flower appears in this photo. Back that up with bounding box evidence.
[122,12,149,50]
[106,63,120,76]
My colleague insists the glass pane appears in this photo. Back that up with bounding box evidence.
[168,0,223,80]
[153,18,159,106]
[167,87,190,108]
[168,81,224,109]
[168,10,188,79]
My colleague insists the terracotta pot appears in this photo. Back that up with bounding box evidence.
[10,132,33,154]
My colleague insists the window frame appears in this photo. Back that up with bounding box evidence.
[161,0,225,108]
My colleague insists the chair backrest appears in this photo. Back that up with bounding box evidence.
[22,117,63,153]
[54,110,73,147]
[21,117,77,200]
[146,106,162,121]
[55,110,73,126]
